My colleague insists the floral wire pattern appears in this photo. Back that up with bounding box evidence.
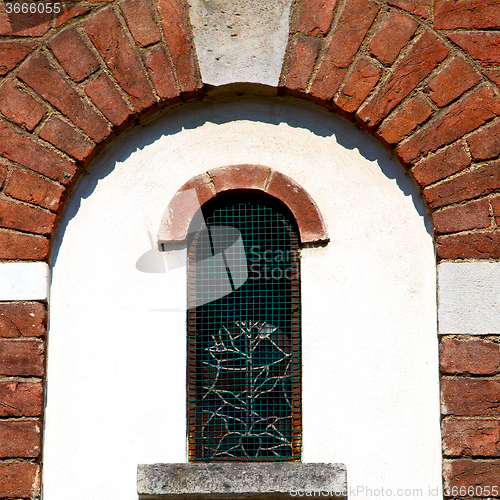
[187,194,301,462]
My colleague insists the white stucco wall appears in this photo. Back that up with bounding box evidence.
[45,97,440,500]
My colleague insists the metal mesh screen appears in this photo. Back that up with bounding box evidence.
[187,193,301,462]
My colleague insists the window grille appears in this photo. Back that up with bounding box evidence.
[187,193,301,462]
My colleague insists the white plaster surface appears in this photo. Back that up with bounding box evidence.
[0,262,49,300]
[187,0,293,86]
[45,98,440,500]
[438,261,500,334]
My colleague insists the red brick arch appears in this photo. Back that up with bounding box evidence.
[158,166,329,245]
[1,0,500,496]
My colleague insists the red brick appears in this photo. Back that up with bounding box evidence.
[120,0,161,47]
[209,165,270,193]
[358,31,447,129]
[157,0,198,93]
[0,42,35,76]
[161,175,214,242]
[442,419,500,457]
[433,199,491,234]
[310,0,379,101]
[425,161,500,209]
[311,0,379,101]
[0,462,40,498]
[4,168,65,212]
[0,199,55,235]
[442,379,500,416]
[0,3,51,37]
[143,47,179,101]
[435,0,500,29]
[448,33,500,66]
[484,69,500,87]
[49,27,99,83]
[0,381,43,417]
[0,420,41,457]
[0,230,49,260]
[369,11,418,66]
[437,231,500,260]
[296,0,337,37]
[440,339,499,375]
[86,8,156,113]
[426,56,480,108]
[85,73,134,127]
[334,57,381,115]
[387,0,430,19]
[17,53,111,142]
[0,302,46,338]
[492,196,500,225]
[468,120,500,162]
[56,4,91,28]
[444,460,500,492]
[285,37,321,92]
[376,95,433,146]
[397,85,500,165]
[0,122,78,185]
[266,170,329,243]
[39,116,93,163]
[0,339,44,376]
[0,80,47,132]
[0,164,6,189]
[412,143,471,187]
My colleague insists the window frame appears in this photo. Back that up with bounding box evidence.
[186,192,302,463]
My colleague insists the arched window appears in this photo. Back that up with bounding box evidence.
[187,192,301,462]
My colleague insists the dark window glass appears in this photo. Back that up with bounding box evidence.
[187,193,301,462]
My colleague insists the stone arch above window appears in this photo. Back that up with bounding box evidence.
[158,165,329,246]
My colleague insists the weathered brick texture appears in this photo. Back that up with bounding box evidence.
[411,142,470,187]
[310,0,379,101]
[2,0,500,496]
[358,31,448,129]
[440,340,500,375]
[444,460,500,493]
[49,27,100,83]
[369,11,417,66]
[285,37,321,92]
[0,80,47,131]
[0,302,46,338]
[39,116,94,163]
[426,56,480,108]
[0,41,35,75]
[437,232,500,260]
[442,379,500,416]
[0,420,41,458]
[18,53,111,142]
[4,168,65,212]
[0,381,43,417]
[397,85,500,165]
[334,57,381,115]
[120,0,162,47]
[0,462,40,498]
[84,73,134,127]
[85,7,156,113]
[376,95,433,146]
[296,0,337,37]
[0,339,45,377]
[442,419,500,457]
[434,0,500,29]
[433,199,491,234]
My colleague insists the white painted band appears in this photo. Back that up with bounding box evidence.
[438,261,500,334]
[0,262,49,301]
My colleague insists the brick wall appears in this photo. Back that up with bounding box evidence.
[1,0,500,496]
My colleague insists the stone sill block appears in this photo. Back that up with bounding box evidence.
[137,463,347,499]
